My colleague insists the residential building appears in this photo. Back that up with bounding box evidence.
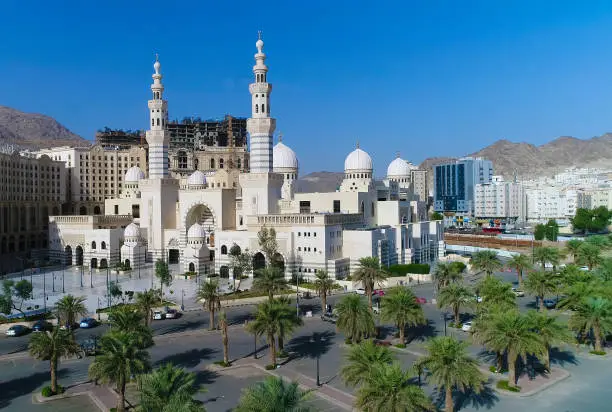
[474,178,526,225]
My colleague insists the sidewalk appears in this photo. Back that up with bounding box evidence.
[33,381,118,411]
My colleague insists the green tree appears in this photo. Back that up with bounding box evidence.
[476,276,516,310]
[476,310,544,388]
[29,327,80,395]
[381,287,426,344]
[155,259,172,299]
[54,295,87,337]
[431,212,444,221]
[257,226,279,265]
[415,336,485,412]
[545,219,559,241]
[469,250,502,278]
[0,279,33,317]
[108,305,153,348]
[437,284,474,326]
[352,257,389,311]
[558,281,600,311]
[592,206,612,232]
[586,235,611,249]
[569,297,612,352]
[89,332,151,412]
[135,289,160,327]
[247,301,298,367]
[340,340,395,387]
[253,266,287,301]
[595,258,612,282]
[235,376,312,412]
[138,363,203,412]
[533,246,561,271]
[534,224,546,241]
[571,207,611,234]
[229,245,252,291]
[335,294,375,344]
[196,279,221,330]
[576,243,603,271]
[355,363,434,412]
[565,239,584,263]
[432,262,462,290]
[273,297,303,352]
[506,254,532,289]
[526,311,573,370]
[524,271,559,311]
[313,270,336,315]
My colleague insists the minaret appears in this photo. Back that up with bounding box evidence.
[146,54,169,179]
[247,32,276,173]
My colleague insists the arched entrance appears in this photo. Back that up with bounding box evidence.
[220,265,230,278]
[100,258,108,269]
[90,258,98,268]
[168,250,179,264]
[188,262,195,272]
[64,245,72,265]
[79,206,87,215]
[185,204,216,247]
[124,259,131,269]
[75,246,84,266]
[272,253,285,272]
[252,252,265,274]
[93,206,101,215]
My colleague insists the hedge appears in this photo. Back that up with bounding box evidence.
[387,264,430,276]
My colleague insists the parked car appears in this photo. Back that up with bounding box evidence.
[461,322,472,332]
[79,337,99,357]
[32,320,53,332]
[6,325,29,337]
[511,288,525,297]
[474,295,483,303]
[153,310,164,320]
[544,299,557,309]
[354,288,366,295]
[165,309,180,319]
[79,318,98,329]
[415,297,427,304]
[372,289,385,296]
[60,322,79,331]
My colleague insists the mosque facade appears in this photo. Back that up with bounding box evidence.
[48,36,444,281]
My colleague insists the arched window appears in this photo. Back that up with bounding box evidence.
[156,118,160,126]
[371,202,375,217]
[237,158,241,169]
[101,241,106,250]
[151,119,154,127]
[221,245,228,255]
[219,158,224,169]
[261,104,265,113]
[91,241,96,250]
[194,159,199,170]
[210,158,215,169]
[255,104,259,113]
[177,151,188,169]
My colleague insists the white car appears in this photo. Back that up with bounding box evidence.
[165,309,179,319]
[461,322,472,332]
[511,288,525,297]
[153,310,164,320]
[355,288,366,295]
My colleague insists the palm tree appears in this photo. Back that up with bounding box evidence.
[524,271,559,311]
[29,327,80,395]
[381,287,426,344]
[341,339,395,387]
[526,311,573,370]
[273,298,303,353]
[560,264,593,287]
[235,376,312,412]
[565,239,583,263]
[335,294,375,344]
[506,254,532,289]
[89,332,151,412]
[479,310,544,388]
[415,336,485,412]
[352,257,388,311]
[558,279,600,311]
[437,284,474,326]
[476,276,516,310]
[253,266,287,301]
[576,243,603,271]
[569,297,612,352]
[247,301,298,367]
[313,270,336,314]
[108,305,153,348]
[54,295,87,337]
[196,279,221,330]
[219,311,230,365]
[595,258,612,282]
[135,289,159,327]
[355,363,434,412]
[138,363,202,412]
[432,262,463,290]
[469,250,502,278]
[533,247,561,271]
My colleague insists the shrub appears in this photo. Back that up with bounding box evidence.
[345,338,353,345]
[450,261,466,273]
[214,360,232,367]
[395,343,406,349]
[387,264,430,276]
[265,364,277,370]
[496,380,520,392]
[489,365,507,374]
[590,350,606,356]
[41,386,53,397]
[278,350,289,359]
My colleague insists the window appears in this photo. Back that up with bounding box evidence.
[91,241,96,249]
[114,205,119,215]
[132,204,140,218]
[255,104,259,113]
[299,201,311,214]
[333,200,341,213]
[219,158,224,169]
[297,247,301,251]
[101,241,106,250]
[221,245,228,255]
[210,158,215,169]
[298,232,301,236]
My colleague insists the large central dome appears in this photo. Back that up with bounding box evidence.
[344,147,373,172]
[273,141,298,170]
[387,156,411,177]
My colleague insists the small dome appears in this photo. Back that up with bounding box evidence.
[344,147,373,172]
[125,166,145,183]
[273,141,298,170]
[187,223,206,239]
[387,157,411,177]
[256,39,264,52]
[124,223,140,238]
[187,170,206,186]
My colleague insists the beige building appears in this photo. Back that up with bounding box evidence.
[0,149,66,270]
[169,146,249,178]
[411,169,428,203]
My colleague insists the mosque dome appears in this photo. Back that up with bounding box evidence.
[124,166,145,183]
[187,223,206,239]
[187,170,207,186]
[273,141,298,170]
[124,223,141,239]
[387,156,411,177]
[344,146,373,172]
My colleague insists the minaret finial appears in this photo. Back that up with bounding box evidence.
[278,132,283,142]
[396,151,401,158]
[356,140,360,149]
[155,53,159,62]
[258,30,262,40]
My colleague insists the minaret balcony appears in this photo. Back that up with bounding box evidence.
[249,83,272,94]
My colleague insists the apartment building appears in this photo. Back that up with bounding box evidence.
[474,178,526,224]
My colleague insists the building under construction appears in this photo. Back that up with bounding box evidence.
[95,128,145,149]
[167,115,248,149]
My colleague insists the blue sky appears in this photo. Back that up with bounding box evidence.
[2,0,612,174]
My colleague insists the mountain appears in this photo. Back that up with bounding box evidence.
[0,105,89,150]
[419,134,612,181]
[296,171,344,193]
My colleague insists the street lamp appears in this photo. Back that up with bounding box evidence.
[310,334,326,386]
[181,288,185,311]
[296,274,300,317]
[90,266,93,288]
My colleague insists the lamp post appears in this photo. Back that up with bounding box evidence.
[296,274,300,317]
[310,334,326,386]
[97,297,101,321]
[80,264,84,288]
[90,266,93,288]
[181,288,185,311]
[43,270,46,311]
[62,264,65,294]
[52,271,55,293]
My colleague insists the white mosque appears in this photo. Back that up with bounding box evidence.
[48,35,444,281]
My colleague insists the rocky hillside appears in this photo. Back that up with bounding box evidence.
[0,105,89,150]
[419,134,612,181]
[296,171,344,193]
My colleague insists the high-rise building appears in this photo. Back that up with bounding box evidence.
[433,157,493,218]
[474,177,526,224]
[410,169,428,203]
